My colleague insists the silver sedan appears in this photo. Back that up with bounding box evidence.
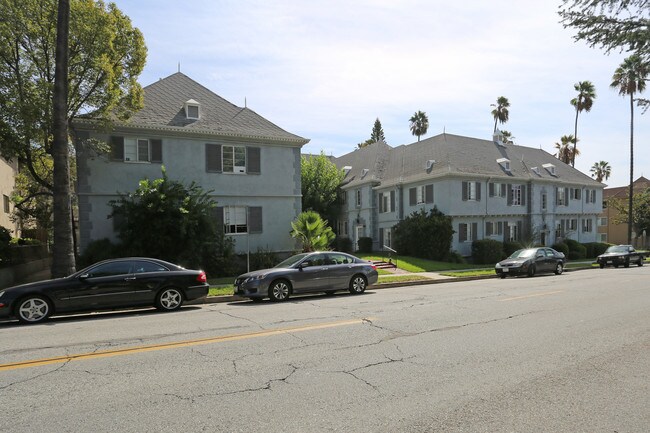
[234,251,379,302]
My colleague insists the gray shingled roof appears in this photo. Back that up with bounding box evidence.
[95,72,308,144]
[334,133,602,188]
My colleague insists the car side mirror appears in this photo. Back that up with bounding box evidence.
[78,273,89,280]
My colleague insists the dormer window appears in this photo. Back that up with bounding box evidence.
[184,99,200,120]
[543,163,556,176]
[496,158,511,172]
[343,166,352,176]
[531,167,540,176]
[361,169,369,179]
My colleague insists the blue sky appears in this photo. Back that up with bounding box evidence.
[112,0,649,188]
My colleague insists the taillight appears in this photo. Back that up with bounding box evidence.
[371,264,377,270]
[197,271,207,283]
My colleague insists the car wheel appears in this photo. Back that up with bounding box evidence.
[599,263,605,269]
[349,275,367,294]
[554,263,564,275]
[269,280,291,302]
[639,259,644,267]
[624,258,630,268]
[527,265,536,277]
[156,287,184,311]
[15,296,52,324]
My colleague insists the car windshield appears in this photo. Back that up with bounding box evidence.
[509,249,536,259]
[274,253,309,268]
[605,245,630,253]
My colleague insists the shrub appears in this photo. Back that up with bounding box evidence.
[503,241,523,257]
[552,242,569,256]
[357,237,373,253]
[445,251,466,264]
[564,239,586,259]
[583,242,610,258]
[334,236,353,253]
[472,239,505,264]
[393,207,454,261]
[78,238,120,268]
[249,247,278,271]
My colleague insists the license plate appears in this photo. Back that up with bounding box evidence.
[502,268,509,273]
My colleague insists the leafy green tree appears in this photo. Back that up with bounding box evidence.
[609,190,650,241]
[290,211,335,252]
[610,54,649,243]
[590,160,612,182]
[570,81,596,167]
[358,118,387,148]
[491,96,510,132]
[409,110,429,142]
[393,207,454,261]
[554,135,579,164]
[301,152,345,222]
[109,168,234,274]
[0,0,146,274]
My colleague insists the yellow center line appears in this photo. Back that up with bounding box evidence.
[499,290,564,302]
[0,318,370,372]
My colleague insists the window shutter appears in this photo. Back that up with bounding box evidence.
[517,221,523,241]
[459,224,467,242]
[497,221,503,235]
[206,144,222,172]
[213,206,224,233]
[564,188,569,205]
[248,207,263,233]
[425,184,433,204]
[409,188,416,206]
[472,223,478,241]
[378,193,384,213]
[476,182,481,201]
[150,139,163,163]
[462,182,468,201]
[247,147,261,174]
[390,190,395,211]
[521,185,526,206]
[507,184,513,206]
[489,183,494,197]
[576,188,581,200]
[500,184,506,197]
[110,136,124,161]
[379,228,384,248]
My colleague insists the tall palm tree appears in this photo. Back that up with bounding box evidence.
[491,96,510,132]
[590,161,612,183]
[52,0,76,277]
[409,110,429,142]
[570,81,596,167]
[610,54,649,244]
[554,135,579,165]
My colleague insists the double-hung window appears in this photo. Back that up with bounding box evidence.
[111,136,163,163]
[224,206,248,234]
[511,185,522,206]
[582,218,593,233]
[223,145,246,174]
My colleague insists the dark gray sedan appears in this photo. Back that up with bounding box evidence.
[495,247,566,278]
[234,251,379,302]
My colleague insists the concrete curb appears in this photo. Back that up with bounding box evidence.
[193,265,594,304]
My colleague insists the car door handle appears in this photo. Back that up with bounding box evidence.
[124,276,136,281]
[321,267,328,270]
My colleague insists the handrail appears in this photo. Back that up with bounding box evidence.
[383,245,396,253]
[382,245,397,269]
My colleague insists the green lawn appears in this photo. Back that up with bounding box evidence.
[377,274,431,284]
[358,254,485,272]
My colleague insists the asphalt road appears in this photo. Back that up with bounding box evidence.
[1,266,649,433]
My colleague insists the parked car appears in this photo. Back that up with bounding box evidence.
[495,247,566,278]
[595,245,645,268]
[0,258,209,324]
[234,251,378,302]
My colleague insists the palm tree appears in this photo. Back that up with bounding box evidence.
[554,135,579,165]
[491,96,510,132]
[570,81,596,167]
[51,0,76,277]
[501,130,515,144]
[409,110,429,142]
[610,54,649,244]
[290,211,335,252]
[590,161,612,183]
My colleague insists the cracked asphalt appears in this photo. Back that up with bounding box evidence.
[1,266,649,432]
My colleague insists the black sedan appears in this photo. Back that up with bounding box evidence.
[234,251,379,302]
[495,247,566,278]
[596,245,645,268]
[0,258,209,324]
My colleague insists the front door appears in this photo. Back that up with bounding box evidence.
[66,261,135,310]
[355,225,364,251]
